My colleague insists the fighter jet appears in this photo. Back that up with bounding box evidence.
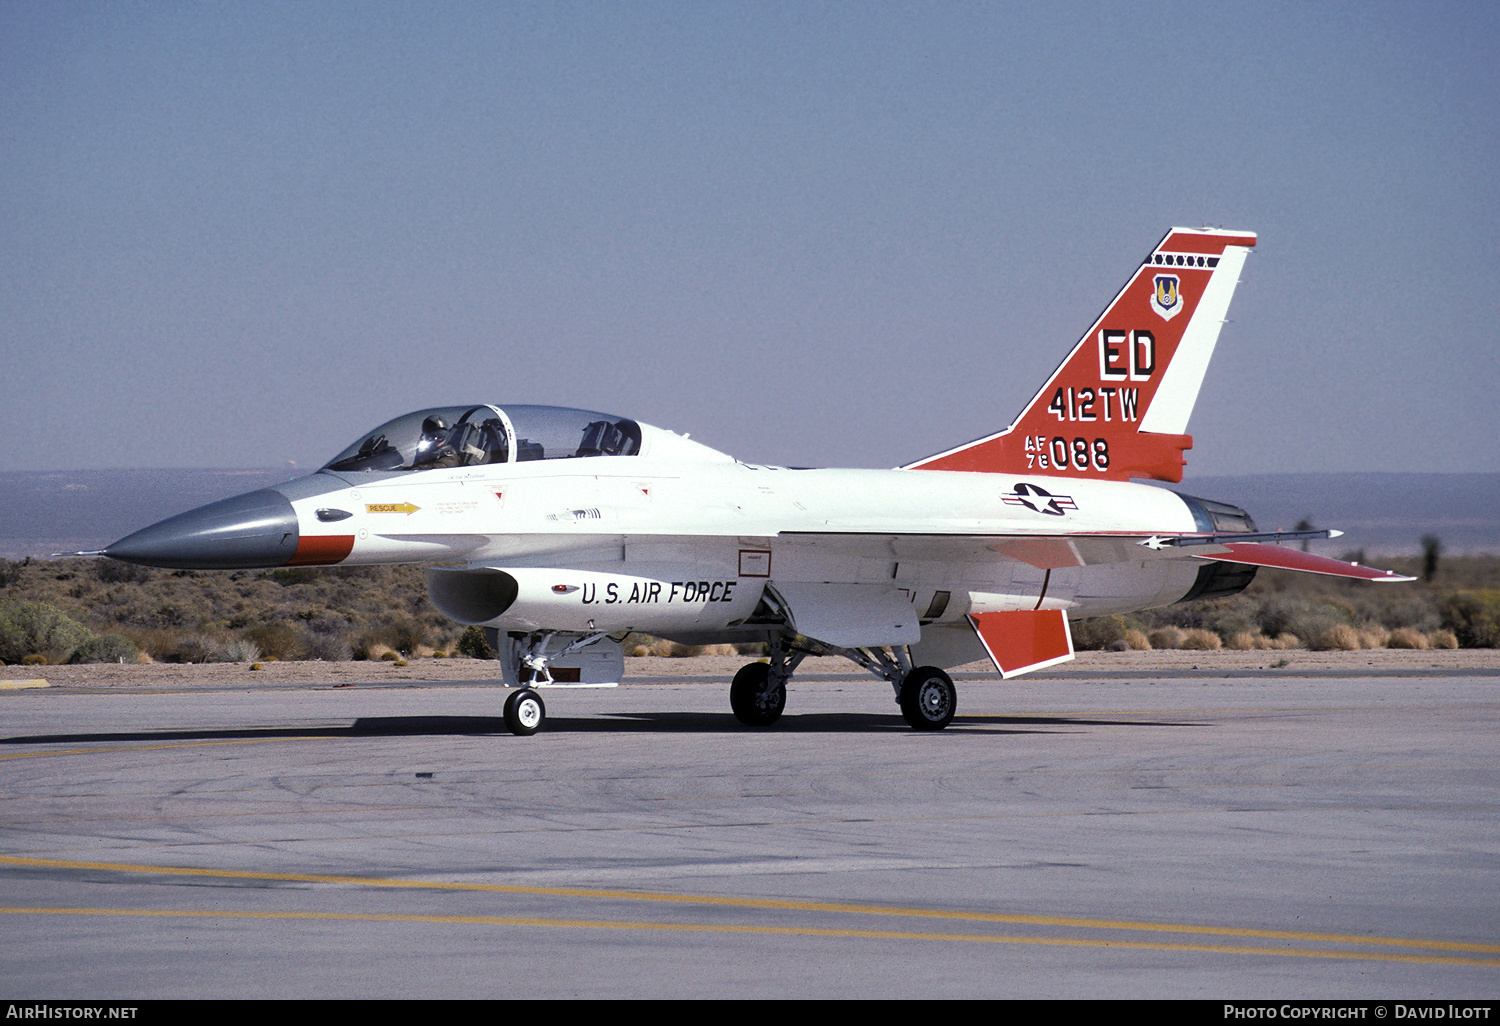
[104,227,1411,736]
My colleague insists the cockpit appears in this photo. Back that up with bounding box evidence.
[323,405,642,473]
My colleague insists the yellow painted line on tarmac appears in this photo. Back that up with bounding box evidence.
[0,679,49,690]
[1,854,1494,959]
[0,905,1496,967]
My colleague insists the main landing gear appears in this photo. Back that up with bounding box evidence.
[730,662,786,726]
[897,665,956,730]
[729,633,958,731]
[729,634,804,727]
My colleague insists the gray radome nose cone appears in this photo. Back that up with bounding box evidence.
[105,488,299,569]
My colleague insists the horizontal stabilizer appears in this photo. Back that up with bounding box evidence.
[968,610,1075,678]
[1192,542,1416,582]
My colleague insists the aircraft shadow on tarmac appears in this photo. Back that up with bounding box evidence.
[1,712,1204,745]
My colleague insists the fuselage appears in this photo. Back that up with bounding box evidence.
[106,414,1225,645]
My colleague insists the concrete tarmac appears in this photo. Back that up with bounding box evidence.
[1,668,1497,999]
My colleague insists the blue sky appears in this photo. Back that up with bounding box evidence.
[3,1,1496,477]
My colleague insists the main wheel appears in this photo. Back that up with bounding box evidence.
[503,687,546,736]
[730,662,785,727]
[899,666,956,730]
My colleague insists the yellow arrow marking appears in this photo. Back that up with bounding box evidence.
[365,503,420,515]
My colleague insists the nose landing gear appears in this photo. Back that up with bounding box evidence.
[503,688,546,736]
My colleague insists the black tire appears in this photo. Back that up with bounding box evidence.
[899,666,956,730]
[503,688,546,736]
[730,662,785,727]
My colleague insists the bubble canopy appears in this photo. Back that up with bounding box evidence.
[323,405,642,473]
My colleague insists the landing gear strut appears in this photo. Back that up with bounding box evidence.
[730,662,784,726]
[729,635,805,727]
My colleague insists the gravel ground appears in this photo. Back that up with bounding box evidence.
[6,646,1498,689]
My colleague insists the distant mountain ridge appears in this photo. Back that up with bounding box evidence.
[1,468,295,561]
[2,468,1496,561]
[1161,473,1500,557]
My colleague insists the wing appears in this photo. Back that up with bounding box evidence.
[772,527,1412,677]
[781,527,1411,577]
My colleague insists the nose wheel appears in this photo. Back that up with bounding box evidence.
[503,688,546,736]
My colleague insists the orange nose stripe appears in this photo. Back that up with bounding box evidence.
[286,535,355,566]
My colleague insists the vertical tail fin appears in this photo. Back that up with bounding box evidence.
[906,227,1257,483]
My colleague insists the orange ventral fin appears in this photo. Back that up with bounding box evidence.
[967,610,1075,678]
[906,228,1257,483]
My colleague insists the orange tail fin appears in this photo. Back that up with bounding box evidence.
[906,227,1256,483]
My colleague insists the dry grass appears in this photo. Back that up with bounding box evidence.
[1387,626,1428,649]
[1310,623,1361,651]
[1,553,1496,665]
[1180,628,1222,651]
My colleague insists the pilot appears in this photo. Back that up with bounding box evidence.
[412,416,462,468]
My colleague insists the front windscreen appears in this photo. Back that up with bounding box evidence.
[324,406,510,472]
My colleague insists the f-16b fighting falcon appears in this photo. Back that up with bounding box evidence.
[104,227,1411,735]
